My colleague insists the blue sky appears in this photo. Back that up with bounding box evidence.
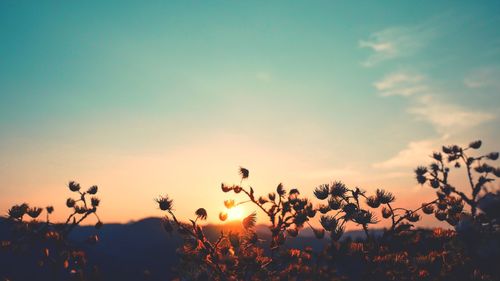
[1,1,499,224]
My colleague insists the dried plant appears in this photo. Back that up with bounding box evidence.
[159,140,499,280]
[2,181,102,281]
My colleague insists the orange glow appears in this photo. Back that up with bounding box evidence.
[226,205,245,221]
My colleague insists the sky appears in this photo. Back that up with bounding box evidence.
[1,1,499,228]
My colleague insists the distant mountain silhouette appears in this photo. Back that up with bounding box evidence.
[0,217,382,281]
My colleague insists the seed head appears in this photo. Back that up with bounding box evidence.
[156,195,173,211]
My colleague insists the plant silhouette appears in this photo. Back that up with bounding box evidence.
[158,140,499,280]
[2,181,102,281]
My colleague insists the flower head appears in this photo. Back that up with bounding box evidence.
[239,167,249,179]
[87,185,98,195]
[330,181,347,197]
[156,195,173,211]
[313,184,329,200]
[27,207,43,219]
[68,181,81,192]
[195,208,208,220]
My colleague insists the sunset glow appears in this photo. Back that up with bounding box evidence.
[0,1,498,229]
[226,205,246,221]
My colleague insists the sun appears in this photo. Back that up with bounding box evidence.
[227,205,245,221]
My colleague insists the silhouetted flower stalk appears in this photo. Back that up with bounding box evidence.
[159,140,499,280]
[3,181,103,281]
[415,140,499,226]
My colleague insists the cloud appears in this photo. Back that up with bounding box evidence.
[464,66,500,89]
[301,165,411,182]
[408,95,495,134]
[359,24,435,67]
[374,94,495,170]
[373,139,438,169]
[374,72,427,97]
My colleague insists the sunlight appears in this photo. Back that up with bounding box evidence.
[227,205,245,221]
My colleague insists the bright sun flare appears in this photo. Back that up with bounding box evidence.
[227,206,245,221]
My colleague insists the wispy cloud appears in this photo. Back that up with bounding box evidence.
[464,66,500,89]
[374,71,427,97]
[408,94,495,134]
[372,70,495,170]
[373,138,440,169]
[359,24,435,67]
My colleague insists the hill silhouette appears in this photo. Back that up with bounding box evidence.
[0,217,380,280]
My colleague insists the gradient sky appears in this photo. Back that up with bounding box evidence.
[1,1,499,227]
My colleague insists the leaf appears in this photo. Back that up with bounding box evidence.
[242,212,256,229]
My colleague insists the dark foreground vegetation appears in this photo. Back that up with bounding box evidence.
[1,140,499,281]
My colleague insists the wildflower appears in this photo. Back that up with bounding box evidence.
[330,181,347,197]
[430,163,439,172]
[242,212,256,229]
[434,211,447,221]
[258,196,268,205]
[68,181,81,192]
[195,208,207,220]
[8,204,28,219]
[415,166,428,184]
[342,203,357,217]
[432,152,442,161]
[487,152,499,161]
[469,140,482,149]
[293,213,308,228]
[66,198,76,208]
[376,189,395,204]
[381,206,392,219]
[406,211,420,222]
[224,199,235,209]
[318,204,330,214]
[239,167,249,179]
[87,185,98,194]
[289,188,300,196]
[415,166,428,176]
[325,198,340,211]
[320,215,337,231]
[268,192,276,201]
[430,179,440,188]
[75,206,88,214]
[156,195,173,211]
[46,206,54,214]
[437,200,447,210]
[313,184,329,200]
[233,185,242,193]
[421,203,434,214]
[306,206,316,218]
[366,196,381,208]
[276,183,286,196]
[27,207,43,218]
[354,210,378,225]
[221,183,232,193]
[219,211,228,221]
[91,197,100,207]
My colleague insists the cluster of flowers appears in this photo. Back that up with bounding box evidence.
[157,140,499,280]
[1,181,102,281]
